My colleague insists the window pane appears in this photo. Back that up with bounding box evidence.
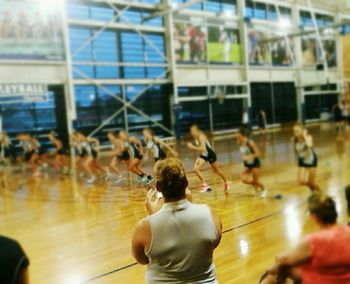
[255,2,267,19]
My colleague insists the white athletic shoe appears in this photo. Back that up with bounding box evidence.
[140,175,148,184]
[86,176,96,183]
[260,188,268,198]
[200,184,212,193]
[32,171,42,177]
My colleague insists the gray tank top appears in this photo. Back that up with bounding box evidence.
[145,199,219,284]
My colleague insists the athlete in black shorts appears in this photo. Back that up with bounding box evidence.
[187,125,230,195]
[142,128,177,163]
[48,131,69,174]
[17,133,42,177]
[293,124,320,192]
[237,126,266,197]
[118,130,153,184]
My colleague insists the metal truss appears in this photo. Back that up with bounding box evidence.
[71,0,139,59]
[143,0,206,20]
[74,67,174,136]
[306,0,329,80]
[106,0,169,63]
[275,5,297,67]
[68,0,175,137]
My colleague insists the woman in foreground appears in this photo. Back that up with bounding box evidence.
[131,158,222,284]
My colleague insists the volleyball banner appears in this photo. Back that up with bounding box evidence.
[0,83,48,104]
[0,0,65,60]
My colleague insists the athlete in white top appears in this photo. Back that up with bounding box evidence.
[187,125,230,195]
[142,128,178,163]
[237,126,266,197]
[118,129,153,184]
[293,124,320,192]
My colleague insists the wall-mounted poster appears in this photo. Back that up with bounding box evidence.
[323,40,337,68]
[302,36,337,68]
[174,22,207,63]
[248,28,295,66]
[270,35,294,66]
[207,26,241,64]
[248,29,272,65]
[302,37,317,66]
[0,0,65,60]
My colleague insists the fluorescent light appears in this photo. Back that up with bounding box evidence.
[221,9,233,18]
[171,1,179,9]
[279,18,292,30]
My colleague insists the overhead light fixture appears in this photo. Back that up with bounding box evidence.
[170,1,179,9]
[219,9,233,18]
[323,28,334,35]
[279,18,292,30]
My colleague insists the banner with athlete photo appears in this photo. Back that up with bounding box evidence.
[323,40,337,68]
[302,36,337,67]
[247,29,272,65]
[0,0,65,60]
[248,28,294,66]
[207,26,241,64]
[270,33,294,66]
[173,22,207,63]
[302,36,318,66]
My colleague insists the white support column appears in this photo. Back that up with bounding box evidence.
[61,0,76,130]
[122,85,129,132]
[292,1,304,122]
[237,0,252,121]
[335,9,345,95]
[164,0,180,137]
[306,0,329,82]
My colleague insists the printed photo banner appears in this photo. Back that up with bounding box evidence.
[207,26,241,64]
[174,21,207,63]
[248,28,294,66]
[173,18,241,64]
[302,36,337,67]
[0,0,65,60]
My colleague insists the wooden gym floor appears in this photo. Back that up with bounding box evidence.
[0,123,349,284]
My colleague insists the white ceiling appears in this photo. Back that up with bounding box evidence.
[296,0,350,11]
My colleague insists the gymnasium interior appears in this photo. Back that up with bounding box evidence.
[1,0,350,283]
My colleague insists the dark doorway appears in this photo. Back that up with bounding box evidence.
[51,85,69,148]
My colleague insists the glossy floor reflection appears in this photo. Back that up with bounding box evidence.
[0,123,349,283]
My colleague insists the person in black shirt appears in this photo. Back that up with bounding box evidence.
[346,185,350,225]
[256,110,267,135]
[333,101,346,133]
[0,236,29,284]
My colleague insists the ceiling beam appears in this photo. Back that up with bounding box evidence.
[142,0,205,21]
[259,20,350,43]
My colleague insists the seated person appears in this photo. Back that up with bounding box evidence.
[0,235,30,283]
[346,185,350,225]
[131,158,222,284]
[260,194,350,284]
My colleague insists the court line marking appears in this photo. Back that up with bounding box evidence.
[83,262,138,283]
[82,201,305,283]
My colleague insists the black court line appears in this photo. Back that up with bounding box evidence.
[83,262,138,283]
[83,201,305,283]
